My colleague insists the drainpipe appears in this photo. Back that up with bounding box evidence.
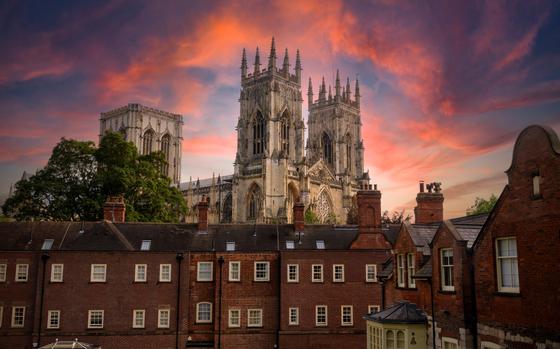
[429,278,436,349]
[175,253,184,349]
[469,254,478,349]
[37,253,50,347]
[217,256,224,349]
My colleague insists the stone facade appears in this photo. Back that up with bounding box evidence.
[100,103,183,185]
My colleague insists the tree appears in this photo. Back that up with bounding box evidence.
[3,132,187,222]
[466,194,497,215]
[381,210,411,225]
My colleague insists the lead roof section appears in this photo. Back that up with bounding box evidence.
[365,301,427,324]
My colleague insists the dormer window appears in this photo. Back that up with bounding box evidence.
[532,173,541,198]
[41,239,54,250]
[140,240,151,251]
[286,240,295,249]
[316,240,325,249]
[226,242,236,251]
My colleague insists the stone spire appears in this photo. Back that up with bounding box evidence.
[328,85,332,100]
[308,77,313,108]
[282,48,290,77]
[335,69,341,99]
[355,78,361,107]
[268,37,277,72]
[295,49,302,83]
[346,77,351,101]
[319,77,326,101]
[241,48,247,78]
[254,47,261,75]
[342,86,346,101]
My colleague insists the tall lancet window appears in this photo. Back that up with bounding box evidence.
[346,135,352,172]
[253,112,265,155]
[322,132,333,165]
[143,129,155,155]
[247,185,261,220]
[161,134,171,176]
[281,111,290,155]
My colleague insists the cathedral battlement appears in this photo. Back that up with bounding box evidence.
[307,70,361,111]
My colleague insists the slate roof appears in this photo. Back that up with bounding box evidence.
[364,301,427,324]
[382,224,401,246]
[414,257,433,279]
[454,225,484,248]
[450,213,489,225]
[378,259,393,279]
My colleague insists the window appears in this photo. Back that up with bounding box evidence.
[442,337,458,349]
[47,310,60,329]
[159,264,171,282]
[496,237,519,293]
[253,112,266,155]
[312,264,323,282]
[140,240,151,251]
[341,305,353,326]
[197,262,213,281]
[90,264,106,282]
[160,134,171,175]
[135,264,147,282]
[315,305,327,326]
[226,241,236,251]
[229,261,240,282]
[289,307,299,325]
[50,264,64,282]
[386,330,395,349]
[281,117,290,154]
[248,309,263,327]
[285,240,295,249]
[316,240,325,249]
[248,185,262,220]
[15,264,28,282]
[333,264,345,282]
[440,249,454,291]
[366,264,377,282]
[142,129,155,154]
[11,306,25,328]
[407,254,416,288]
[368,305,380,314]
[196,302,212,323]
[287,264,299,283]
[397,330,405,349]
[254,261,270,281]
[532,174,541,197]
[396,255,405,287]
[88,310,104,329]
[133,310,145,328]
[228,308,240,328]
[41,239,54,250]
[322,132,333,164]
[158,309,170,328]
[371,325,383,349]
[0,264,6,282]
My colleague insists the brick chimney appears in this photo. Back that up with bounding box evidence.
[103,195,126,223]
[351,184,391,249]
[414,180,444,224]
[197,198,209,231]
[293,202,305,231]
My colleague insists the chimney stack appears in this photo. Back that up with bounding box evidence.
[103,195,126,223]
[293,202,305,231]
[414,181,444,224]
[197,198,209,231]
[351,185,391,249]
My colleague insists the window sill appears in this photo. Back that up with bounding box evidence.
[46,327,60,330]
[133,281,147,284]
[49,281,64,284]
[228,280,241,283]
[157,281,172,284]
[88,281,106,284]
[494,291,521,297]
[312,280,324,283]
[438,290,456,295]
[196,280,213,282]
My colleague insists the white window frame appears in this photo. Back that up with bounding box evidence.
[333,264,345,282]
[196,302,212,323]
[341,305,353,326]
[158,308,170,328]
[140,240,151,250]
[440,249,454,291]
[287,264,299,283]
[90,264,107,283]
[397,254,405,287]
[254,261,270,282]
[134,264,147,282]
[11,306,25,328]
[0,264,6,282]
[481,341,501,349]
[288,307,299,326]
[315,305,328,326]
[496,237,520,293]
[226,241,236,251]
[368,305,380,314]
[286,240,295,249]
[312,264,323,282]
[88,310,104,329]
[247,308,263,327]
[228,308,241,328]
[132,309,145,328]
[15,264,29,282]
[47,310,60,329]
[366,264,377,282]
[407,253,416,288]
[229,261,240,282]
[159,264,172,282]
[50,264,64,282]
[442,337,459,349]
[197,261,213,282]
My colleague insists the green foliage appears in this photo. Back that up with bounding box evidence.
[466,194,498,216]
[2,132,186,222]
[381,210,412,225]
[304,207,320,224]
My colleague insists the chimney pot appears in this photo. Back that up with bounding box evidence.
[374,184,377,190]
[419,180,425,193]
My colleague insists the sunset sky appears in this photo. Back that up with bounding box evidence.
[1,0,559,218]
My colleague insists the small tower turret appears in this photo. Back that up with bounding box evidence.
[282,48,290,77]
[308,77,313,108]
[241,48,247,78]
[295,49,302,83]
[319,77,326,101]
[355,78,361,107]
[335,69,341,99]
[254,47,261,75]
[346,77,351,101]
[328,85,332,100]
[268,37,277,72]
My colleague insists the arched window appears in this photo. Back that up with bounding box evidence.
[386,330,395,349]
[281,111,290,155]
[346,135,352,172]
[396,330,405,349]
[142,129,155,155]
[253,112,265,155]
[322,132,333,165]
[161,134,171,176]
[248,185,262,220]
